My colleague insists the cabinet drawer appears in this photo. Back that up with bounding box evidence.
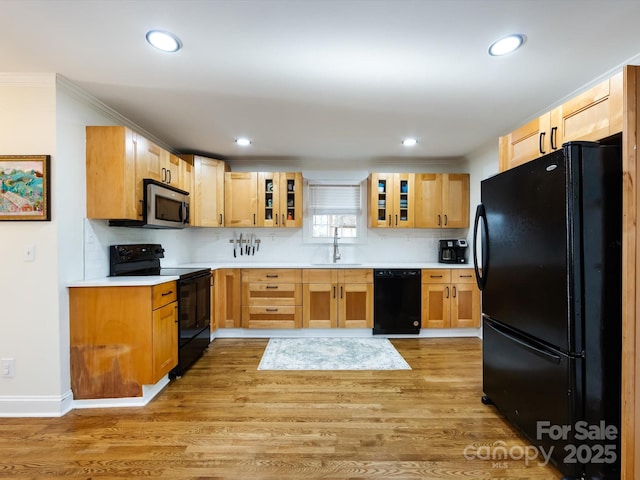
[152,281,177,309]
[242,269,302,283]
[421,269,451,284]
[452,269,476,284]
[302,269,338,283]
[243,283,301,306]
[338,269,373,283]
[242,305,302,328]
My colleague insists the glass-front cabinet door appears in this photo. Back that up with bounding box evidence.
[368,173,414,228]
[258,172,302,228]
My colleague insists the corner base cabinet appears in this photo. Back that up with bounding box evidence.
[69,281,178,399]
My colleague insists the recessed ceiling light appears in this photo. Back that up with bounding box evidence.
[146,30,182,53]
[402,138,418,147]
[235,138,251,146]
[488,34,525,56]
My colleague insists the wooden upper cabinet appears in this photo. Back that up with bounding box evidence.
[180,158,194,204]
[368,173,415,228]
[442,174,470,228]
[499,108,562,172]
[184,154,229,227]
[87,125,191,221]
[224,172,258,227]
[560,70,623,143]
[257,172,303,228]
[415,173,469,228]
[167,154,183,189]
[86,126,141,220]
[136,135,166,183]
[499,71,623,172]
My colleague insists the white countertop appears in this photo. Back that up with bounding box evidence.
[69,275,181,287]
[68,262,473,287]
[177,261,473,270]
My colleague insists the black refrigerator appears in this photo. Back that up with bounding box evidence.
[473,141,622,479]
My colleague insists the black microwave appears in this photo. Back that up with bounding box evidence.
[109,178,190,229]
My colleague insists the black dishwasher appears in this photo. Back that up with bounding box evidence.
[373,269,421,335]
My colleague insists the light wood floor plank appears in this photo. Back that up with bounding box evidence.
[0,337,561,479]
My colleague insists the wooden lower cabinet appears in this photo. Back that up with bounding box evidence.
[214,269,241,328]
[422,269,480,329]
[69,281,178,399]
[241,269,302,328]
[302,269,373,328]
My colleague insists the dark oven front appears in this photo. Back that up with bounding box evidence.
[170,270,212,378]
[177,272,211,346]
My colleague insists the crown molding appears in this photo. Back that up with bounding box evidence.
[0,72,56,87]
[55,74,177,153]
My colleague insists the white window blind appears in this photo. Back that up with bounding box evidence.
[308,183,361,214]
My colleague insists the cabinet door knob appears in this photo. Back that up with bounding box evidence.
[550,126,558,150]
[445,286,450,298]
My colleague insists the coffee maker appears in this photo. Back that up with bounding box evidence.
[438,239,468,264]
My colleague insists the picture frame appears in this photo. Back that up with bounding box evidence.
[0,155,51,221]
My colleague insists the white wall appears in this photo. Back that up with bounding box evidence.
[0,75,192,416]
[0,74,62,414]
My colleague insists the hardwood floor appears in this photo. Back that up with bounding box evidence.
[0,337,561,479]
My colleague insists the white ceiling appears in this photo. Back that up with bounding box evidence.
[2,0,640,163]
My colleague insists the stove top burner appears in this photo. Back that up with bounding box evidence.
[110,244,209,280]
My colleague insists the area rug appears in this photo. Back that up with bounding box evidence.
[257,337,411,370]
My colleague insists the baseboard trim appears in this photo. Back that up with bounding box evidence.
[212,328,481,339]
[0,389,74,417]
[72,375,170,410]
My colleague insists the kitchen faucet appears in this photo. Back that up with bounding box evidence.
[333,227,341,263]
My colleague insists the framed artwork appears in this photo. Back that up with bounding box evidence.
[0,155,51,221]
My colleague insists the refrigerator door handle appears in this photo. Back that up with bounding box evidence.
[486,318,562,364]
[473,203,489,291]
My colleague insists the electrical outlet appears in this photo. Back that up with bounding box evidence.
[1,358,15,378]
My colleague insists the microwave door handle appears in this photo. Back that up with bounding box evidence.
[181,202,189,224]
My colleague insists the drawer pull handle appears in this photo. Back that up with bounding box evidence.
[265,285,279,289]
[430,275,443,278]
[161,291,174,296]
[266,308,278,312]
[460,274,472,278]
[266,274,279,278]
